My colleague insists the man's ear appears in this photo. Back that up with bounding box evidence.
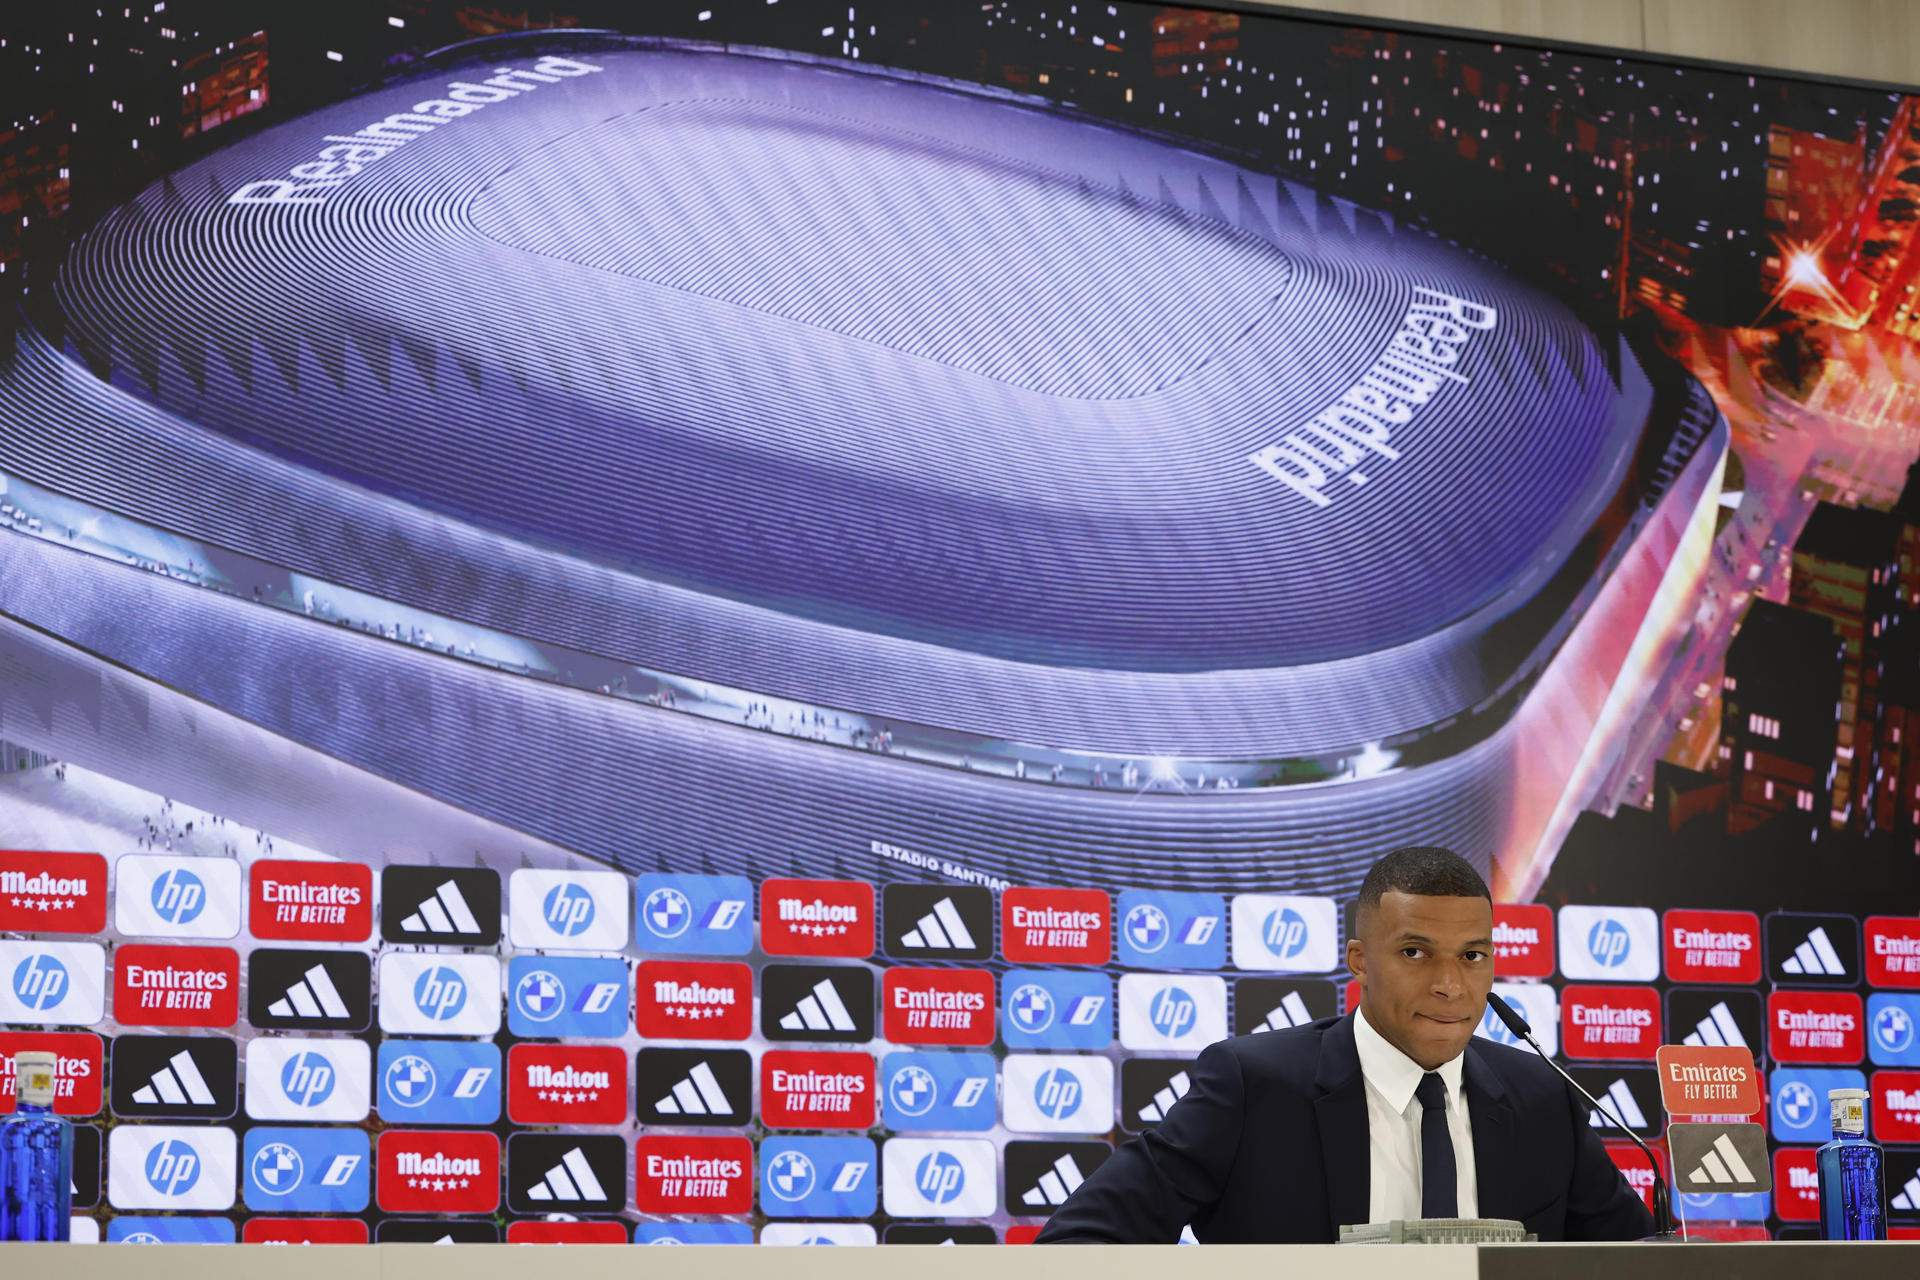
[1345,936,1365,987]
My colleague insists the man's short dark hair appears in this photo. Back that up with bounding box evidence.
[1356,846,1491,920]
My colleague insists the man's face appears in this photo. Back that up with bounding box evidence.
[1346,890,1494,1071]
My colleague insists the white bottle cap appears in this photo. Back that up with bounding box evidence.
[13,1049,57,1107]
[1830,1087,1868,1135]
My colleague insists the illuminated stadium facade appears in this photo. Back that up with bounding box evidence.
[0,37,1726,897]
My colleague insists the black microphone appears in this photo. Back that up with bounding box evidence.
[1485,991,1678,1241]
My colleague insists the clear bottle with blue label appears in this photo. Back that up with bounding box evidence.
[2,1050,74,1241]
[1817,1087,1885,1240]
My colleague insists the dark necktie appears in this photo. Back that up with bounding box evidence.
[1416,1071,1458,1219]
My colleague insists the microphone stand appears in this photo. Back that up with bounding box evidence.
[1486,992,1682,1242]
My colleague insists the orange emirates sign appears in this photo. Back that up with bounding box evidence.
[1655,1045,1761,1117]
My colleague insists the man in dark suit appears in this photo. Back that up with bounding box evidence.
[1035,847,1654,1243]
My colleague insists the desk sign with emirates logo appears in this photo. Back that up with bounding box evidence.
[1656,1045,1762,1116]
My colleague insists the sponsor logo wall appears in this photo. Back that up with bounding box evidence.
[1,845,1913,1240]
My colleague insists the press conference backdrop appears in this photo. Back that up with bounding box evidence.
[0,0,1917,1247]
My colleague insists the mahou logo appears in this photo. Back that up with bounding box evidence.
[1873,1070,1920,1142]
[1491,904,1555,979]
[1867,917,1920,989]
[507,1044,627,1126]
[762,1051,875,1129]
[1773,1148,1821,1222]
[0,1031,101,1116]
[376,1130,499,1214]
[1003,888,1111,965]
[883,968,995,1046]
[0,851,107,933]
[760,879,874,959]
[113,945,238,1028]
[1769,990,1865,1064]
[1560,986,1661,1061]
[635,1135,752,1214]
[249,860,372,942]
[635,961,752,1040]
[1663,909,1762,985]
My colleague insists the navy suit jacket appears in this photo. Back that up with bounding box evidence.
[1034,1014,1655,1243]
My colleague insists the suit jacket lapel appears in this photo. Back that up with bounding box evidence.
[1313,1014,1370,1238]
[1464,1040,1519,1218]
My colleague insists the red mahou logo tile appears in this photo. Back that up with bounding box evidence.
[0,1032,102,1116]
[1663,909,1762,984]
[883,968,995,1045]
[1560,985,1661,1060]
[635,1135,752,1214]
[761,1050,875,1129]
[243,1219,369,1244]
[1773,1148,1821,1222]
[1492,904,1555,978]
[760,878,874,958]
[113,944,238,1028]
[634,961,752,1040]
[1873,1069,1920,1143]
[508,1043,628,1126]
[506,1221,628,1244]
[377,1130,500,1214]
[1003,888,1111,964]
[1866,916,1920,989]
[0,851,107,933]
[1769,990,1864,1064]
[249,859,372,942]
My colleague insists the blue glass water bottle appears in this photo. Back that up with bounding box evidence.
[1,1050,74,1241]
[1817,1087,1885,1240]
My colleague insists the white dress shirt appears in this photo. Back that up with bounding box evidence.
[1351,1007,1479,1223]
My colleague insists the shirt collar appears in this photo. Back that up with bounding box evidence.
[1352,1005,1467,1115]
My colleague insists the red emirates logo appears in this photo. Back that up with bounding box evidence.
[377,1130,499,1214]
[760,878,874,958]
[508,1044,627,1125]
[1873,1069,1920,1142]
[1769,990,1863,1064]
[0,851,106,934]
[1560,985,1661,1060]
[1866,916,1920,989]
[761,1050,874,1128]
[882,968,995,1045]
[635,1135,752,1214]
[1663,908,1761,984]
[249,860,372,942]
[0,1031,101,1116]
[635,961,752,1039]
[1002,887,1110,964]
[1773,1148,1821,1222]
[1603,1142,1666,1215]
[112,944,238,1028]
[1491,904,1555,978]
[506,1222,628,1244]
[243,1219,369,1244]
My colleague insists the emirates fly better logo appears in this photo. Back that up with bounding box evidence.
[113,945,238,1028]
[1003,888,1110,964]
[249,860,371,943]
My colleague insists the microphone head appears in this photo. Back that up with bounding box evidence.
[1486,990,1532,1038]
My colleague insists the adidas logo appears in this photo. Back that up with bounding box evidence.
[1587,1079,1648,1130]
[779,979,859,1033]
[401,880,484,935]
[1685,1132,1757,1186]
[1136,1071,1191,1124]
[1682,1001,1748,1048]
[524,1147,608,1202]
[267,963,352,1021]
[1781,926,1848,976]
[1252,991,1314,1033]
[897,898,978,951]
[1894,1171,1920,1212]
[654,1061,736,1116]
[1020,1153,1088,1207]
[131,1049,218,1108]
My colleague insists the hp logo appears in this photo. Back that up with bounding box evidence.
[412,966,467,1020]
[280,1051,336,1107]
[1587,919,1632,968]
[914,1150,966,1205]
[149,868,206,925]
[144,1138,202,1197]
[1149,986,1198,1039]
[1125,904,1169,953]
[1009,983,1055,1032]
[1777,1080,1818,1128]
[1479,1005,1520,1046]
[1034,1066,1083,1120]
[643,887,691,938]
[889,1065,937,1118]
[251,1142,304,1193]
[514,969,564,1022]
[766,1150,816,1202]
[1262,908,1309,959]
[11,954,68,1011]
[1876,1005,1915,1054]
[543,883,596,937]
[384,1054,436,1105]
